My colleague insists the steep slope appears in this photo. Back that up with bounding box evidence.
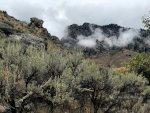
[0,11,61,44]
[61,23,150,67]
[0,11,72,113]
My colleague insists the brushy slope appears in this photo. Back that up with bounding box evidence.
[0,11,150,113]
[0,38,150,113]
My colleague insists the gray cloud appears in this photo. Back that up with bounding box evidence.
[76,28,140,48]
[0,0,150,38]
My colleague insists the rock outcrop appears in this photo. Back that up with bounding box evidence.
[29,17,44,28]
[10,34,44,45]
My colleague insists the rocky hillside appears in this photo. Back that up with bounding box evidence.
[0,11,61,45]
[62,23,150,67]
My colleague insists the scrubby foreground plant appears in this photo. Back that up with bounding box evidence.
[0,39,150,113]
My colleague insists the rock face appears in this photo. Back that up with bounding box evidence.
[64,23,122,40]
[10,34,44,45]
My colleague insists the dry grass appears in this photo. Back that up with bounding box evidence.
[92,49,136,67]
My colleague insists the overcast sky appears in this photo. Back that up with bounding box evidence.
[0,0,150,38]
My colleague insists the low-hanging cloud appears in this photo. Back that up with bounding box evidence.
[77,28,140,48]
[104,29,140,47]
[0,0,150,38]
[77,36,97,48]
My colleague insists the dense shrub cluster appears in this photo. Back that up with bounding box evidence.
[124,53,150,84]
[0,39,150,113]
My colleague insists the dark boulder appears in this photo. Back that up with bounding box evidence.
[29,17,44,28]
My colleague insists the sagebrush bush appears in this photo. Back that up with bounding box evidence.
[0,38,150,113]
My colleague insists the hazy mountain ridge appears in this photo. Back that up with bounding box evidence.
[62,23,150,67]
[62,23,150,52]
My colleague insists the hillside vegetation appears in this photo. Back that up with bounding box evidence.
[0,11,150,113]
